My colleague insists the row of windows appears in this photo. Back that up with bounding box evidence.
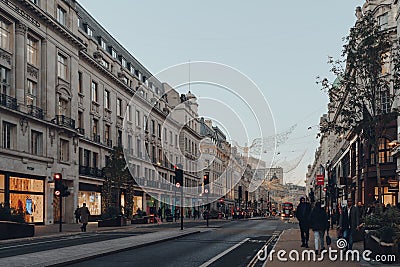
[1,120,71,162]
[82,20,165,95]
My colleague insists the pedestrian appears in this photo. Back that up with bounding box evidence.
[295,196,311,248]
[357,201,365,221]
[309,202,328,255]
[80,203,90,232]
[157,207,163,222]
[74,205,81,224]
[339,198,360,250]
[188,208,192,219]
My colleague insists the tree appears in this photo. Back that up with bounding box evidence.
[317,11,400,210]
[102,146,135,219]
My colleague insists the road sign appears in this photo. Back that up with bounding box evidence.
[316,175,324,186]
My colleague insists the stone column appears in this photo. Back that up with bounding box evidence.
[15,22,26,112]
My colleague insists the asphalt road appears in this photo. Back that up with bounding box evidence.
[66,219,294,267]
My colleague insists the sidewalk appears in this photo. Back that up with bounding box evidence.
[0,218,231,266]
[265,228,375,267]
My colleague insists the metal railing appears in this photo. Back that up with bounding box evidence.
[54,115,75,129]
[27,105,44,119]
[0,93,18,111]
[79,165,103,177]
[106,139,112,147]
[77,127,85,135]
[92,134,100,143]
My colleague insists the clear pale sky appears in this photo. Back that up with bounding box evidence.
[79,0,364,185]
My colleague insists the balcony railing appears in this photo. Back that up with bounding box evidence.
[79,165,103,177]
[92,134,100,143]
[105,139,112,147]
[77,127,85,135]
[27,105,44,119]
[54,115,75,129]
[0,93,18,111]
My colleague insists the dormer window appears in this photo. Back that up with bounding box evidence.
[121,57,126,68]
[110,48,117,59]
[99,38,107,50]
[86,25,93,36]
[129,64,135,74]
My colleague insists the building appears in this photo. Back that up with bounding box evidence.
[308,1,399,208]
[0,0,205,224]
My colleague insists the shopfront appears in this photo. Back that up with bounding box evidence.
[133,190,143,215]
[78,183,101,216]
[0,172,45,224]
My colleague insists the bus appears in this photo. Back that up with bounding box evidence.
[281,202,294,219]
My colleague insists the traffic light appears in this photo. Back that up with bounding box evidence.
[174,165,183,188]
[54,173,62,196]
[203,172,209,194]
[61,184,70,197]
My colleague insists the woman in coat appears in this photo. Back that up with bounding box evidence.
[80,203,90,232]
[309,202,328,254]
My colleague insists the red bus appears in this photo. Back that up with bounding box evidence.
[281,202,294,218]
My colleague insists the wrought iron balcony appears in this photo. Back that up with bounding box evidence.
[27,105,44,119]
[0,93,18,111]
[79,165,103,177]
[77,127,85,135]
[54,115,75,129]
[92,134,100,143]
[105,139,112,147]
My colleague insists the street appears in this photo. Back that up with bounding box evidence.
[66,219,293,267]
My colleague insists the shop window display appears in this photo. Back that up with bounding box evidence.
[78,191,101,215]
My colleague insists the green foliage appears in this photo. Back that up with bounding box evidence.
[0,203,25,223]
[317,11,400,207]
[317,11,400,137]
[101,206,122,220]
[364,207,400,242]
[101,146,135,219]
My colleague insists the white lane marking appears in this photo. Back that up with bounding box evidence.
[262,231,284,267]
[199,237,250,267]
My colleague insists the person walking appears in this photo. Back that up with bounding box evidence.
[309,202,328,254]
[339,198,360,250]
[295,196,312,248]
[80,203,90,232]
[157,207,163,222]
[74,206,81,224]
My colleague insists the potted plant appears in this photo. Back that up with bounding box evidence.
[363,206,400,263]
[98,206,125,227]
[0,203,34,240]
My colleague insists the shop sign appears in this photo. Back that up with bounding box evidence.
[388,180,399,192]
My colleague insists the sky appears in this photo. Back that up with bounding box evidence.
[79,0,365,185]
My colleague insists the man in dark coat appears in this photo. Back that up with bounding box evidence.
[339,198,360,250]
[295,196,312,248]
[309,202,328,254]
